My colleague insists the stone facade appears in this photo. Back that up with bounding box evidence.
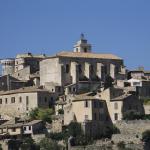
[98,87,144,123]
[0,87,57,119]
[40,37,126,93]
[112,120,150,144]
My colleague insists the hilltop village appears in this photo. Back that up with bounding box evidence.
[0,35,150,149]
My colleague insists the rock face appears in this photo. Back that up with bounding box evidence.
[112,120,150,144]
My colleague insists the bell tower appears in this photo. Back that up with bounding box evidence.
[73,34,92,53]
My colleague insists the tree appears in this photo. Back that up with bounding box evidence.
[142,130,150,143]
[29,108,54,123]
[68,122,82,137]
[39,138,62,150]
[20,137,38,150]
[123,110,143,120]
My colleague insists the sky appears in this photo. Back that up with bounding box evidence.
[0,0,150,70]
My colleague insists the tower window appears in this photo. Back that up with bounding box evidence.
[84,48,87,52]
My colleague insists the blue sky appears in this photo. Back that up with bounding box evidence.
[0,0,150,70]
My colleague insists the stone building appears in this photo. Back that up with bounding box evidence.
[40,35,126,93]
[1,53,46,81]
[56,92,112,137]
[98,87,144,123]
[0,75,26,91]
[0,87,57,120]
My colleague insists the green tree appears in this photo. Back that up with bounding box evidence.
[39,138,61,150]
[29,108,54,123]
[68,122,82,137]
[142,130,150,143]
[123,110,143,120]
[20,137,38,150]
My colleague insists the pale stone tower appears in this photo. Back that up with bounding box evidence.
[73,34,92,53]
[0,58,15,76]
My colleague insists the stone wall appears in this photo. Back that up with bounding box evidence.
[112,120,150,144]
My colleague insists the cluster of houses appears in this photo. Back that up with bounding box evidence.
[0,35,149,143]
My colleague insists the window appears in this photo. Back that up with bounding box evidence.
[26,96,29,105]
[94,101,97,108]
[94,113,97,120]
[0,99,2,104]
[114,102,118,109]
[73,87,76,92]
[11,97,15,103]
[85,115,88,120]
[23,127,26,131]
[29,126,31,130]
[114,113,118,120]
[19,97,22,103]
[84,101,89,108]
[84,48,87,52]
[12,128,16,132]
[45,97,47,103]
[76,48,78,52]
[5,98,7,104]
[65,64,70,73]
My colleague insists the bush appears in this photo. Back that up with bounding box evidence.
[142,130,150,143]
[39,138,62,150]
[123,110,143,120]
[29,108,54,123]
[68,122,82,137]
[58,109,64,114]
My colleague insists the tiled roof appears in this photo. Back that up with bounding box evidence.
[24,120,42,126]
[72,92,98,101]
[55,51,122,60]
[16,53,46,59]
[0,87,49,96]
[111,94,132,101]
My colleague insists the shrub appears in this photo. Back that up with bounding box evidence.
[123,110,143,120]
[142,130,150,143]
[29,108,54,123]
[58,109,64,114]
[39,138,62,150]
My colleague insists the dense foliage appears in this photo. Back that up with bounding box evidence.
[29,108,54,123]
[39,138,62,150]
[142,130,150,143]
